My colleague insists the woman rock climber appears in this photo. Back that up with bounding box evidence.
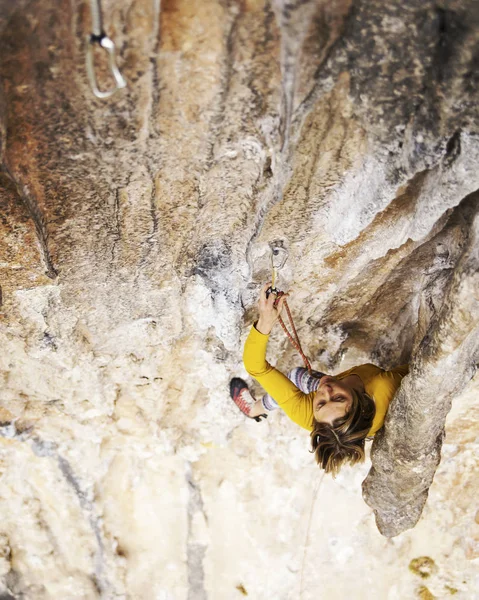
[230,283,408,476]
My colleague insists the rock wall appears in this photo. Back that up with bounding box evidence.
[0,0,478,598]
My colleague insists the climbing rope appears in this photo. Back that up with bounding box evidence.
[275,292,312,373]
[268,245,312,373]
[86,0,127,98]
[299,471,326,599]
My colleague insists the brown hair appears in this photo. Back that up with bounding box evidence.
[310,388,376,477]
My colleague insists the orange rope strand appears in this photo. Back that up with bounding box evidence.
[275,293,312,372]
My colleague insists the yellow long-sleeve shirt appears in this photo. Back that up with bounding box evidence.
[243,325,409,435]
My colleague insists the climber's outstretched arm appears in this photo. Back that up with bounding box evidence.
[243,284,315,430]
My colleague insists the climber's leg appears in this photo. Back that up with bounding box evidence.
[288,367,325,393]
[231,369,326,421]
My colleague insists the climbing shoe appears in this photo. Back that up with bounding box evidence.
[229,377,267,422]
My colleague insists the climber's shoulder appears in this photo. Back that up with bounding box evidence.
[336,363,383,382]
[377,364,409,385]
[388,364,409,378]
[336,363,409,389]
[368,364,409,401]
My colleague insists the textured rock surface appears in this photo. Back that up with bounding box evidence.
[363,200,479,536]
[0,0,478,598]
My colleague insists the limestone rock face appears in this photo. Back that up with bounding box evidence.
[0,0,478,598]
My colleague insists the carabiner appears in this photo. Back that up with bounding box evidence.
[269,242,289,293]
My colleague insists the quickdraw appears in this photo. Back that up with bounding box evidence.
[266,245,312,373]
[86,0,127,99]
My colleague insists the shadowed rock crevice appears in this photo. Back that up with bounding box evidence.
[0,165,58,279]
[333,189,478,367]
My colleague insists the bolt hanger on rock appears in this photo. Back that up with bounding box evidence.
[86,0,127,99]
[269,243,289,293]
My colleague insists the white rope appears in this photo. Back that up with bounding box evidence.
[299,471,326,599]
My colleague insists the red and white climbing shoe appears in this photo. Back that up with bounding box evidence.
[229,378,267,422]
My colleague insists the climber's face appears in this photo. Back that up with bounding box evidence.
[313,376,354,425]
